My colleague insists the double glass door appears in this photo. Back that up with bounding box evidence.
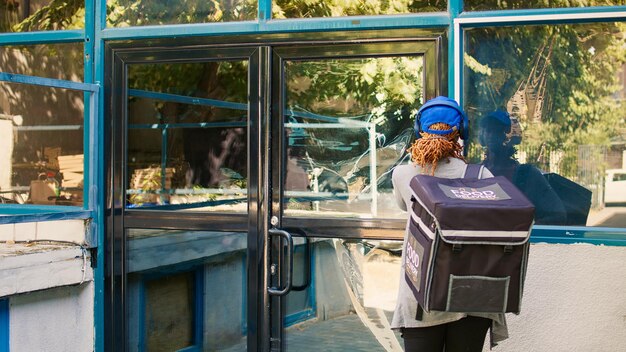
[106,35,443,351]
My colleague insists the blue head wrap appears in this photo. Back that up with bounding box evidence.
[414,96,467,139]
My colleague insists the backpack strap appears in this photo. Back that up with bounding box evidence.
[415,304,424,321]
[464,164,484,179]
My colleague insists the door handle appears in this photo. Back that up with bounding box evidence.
[268,228,293,296]
[285,228,310,292]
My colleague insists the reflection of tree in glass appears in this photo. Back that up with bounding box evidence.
[107,0,257,27]
[286,57,422,191]
[273,0,444,18]
[466,0,626,11]
[5,0,446,32]
[465,22,626,181]
[286,57,421,154]
[3,0,257,31]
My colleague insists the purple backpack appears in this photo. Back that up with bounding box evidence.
[405,164,535,316]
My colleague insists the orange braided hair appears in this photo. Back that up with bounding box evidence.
[408,122,465,175]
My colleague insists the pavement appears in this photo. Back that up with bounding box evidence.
[284,310,403,351]
[223,310,403,352]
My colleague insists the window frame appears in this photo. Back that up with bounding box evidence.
[454,7,626,245]
[0,72,99,218]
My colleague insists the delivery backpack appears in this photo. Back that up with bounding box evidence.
[404,164,535,317]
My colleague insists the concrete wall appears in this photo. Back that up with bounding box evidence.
[485,243,626,352]
[9,283,94,352]
[1,218,93,352]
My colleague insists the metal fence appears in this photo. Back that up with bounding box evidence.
[468,143,608,208]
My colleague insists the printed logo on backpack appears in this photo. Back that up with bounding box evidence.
[438,183,512,201]
[405,234,425,292]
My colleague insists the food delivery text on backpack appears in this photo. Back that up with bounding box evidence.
[404,164,535,317]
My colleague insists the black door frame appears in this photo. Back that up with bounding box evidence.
[104,30,445,352]
[269,39,443,350]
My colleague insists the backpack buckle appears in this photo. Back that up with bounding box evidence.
[452,243,463,252]
[504,245,513,253]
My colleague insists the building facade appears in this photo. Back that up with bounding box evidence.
[1,1,626,351]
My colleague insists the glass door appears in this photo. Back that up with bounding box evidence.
[106,35,444,352]
[269,40,443,351]
[106,45,267,352]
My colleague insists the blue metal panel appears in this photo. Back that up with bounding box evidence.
[457,6,626,27]
[129,89,248,111]
[0,209,88,225]
[283,309,315,327]
[0,208,91,225]
[0,73,98,92]
[193,268,205,349]
[92,0,107,347]
[85,88,100,211]
[262,13,449,33]
[85,0,95,83]
[460,6,626,19]
[448,0,463,99]
[0,30,84,45]
[129,89,344,122]
[100,14,449,40]
[101,22,260,40]
[530,226,626,246]
[0,299,8,352]
[259,0,272,21]
[92,0,107,350]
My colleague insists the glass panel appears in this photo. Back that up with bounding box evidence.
[0,0,85,32]
[126,229,247,352]
[273,0,445,18]
[465,0,625,11]
[0,44,84,82]
[126,61,248,212]
[106,0,257,27]
[464,23,626,228]
[0,81,84,206]
[283,56,423,218]
[284,236,403,351]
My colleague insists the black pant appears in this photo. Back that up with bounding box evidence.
[401,316,491,352]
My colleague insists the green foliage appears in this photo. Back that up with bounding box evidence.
[8,0,83,31]
[107,0,257,27]
[466,0,626,11]
[465,23,626,146]
[286,56,422,163]
[272,0,444,18]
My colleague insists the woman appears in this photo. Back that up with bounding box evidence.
[391,97,508,351]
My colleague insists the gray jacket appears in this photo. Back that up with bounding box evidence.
[390,159,508,347]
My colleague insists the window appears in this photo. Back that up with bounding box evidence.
[0,81,84,206]
[463,22,626,227]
